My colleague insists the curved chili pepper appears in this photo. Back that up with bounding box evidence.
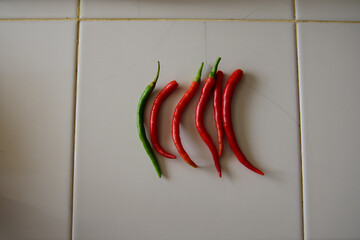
[222,69,264,176]
[195,58,222,177]
[172,62,204,168]
[137,61,161,178]
[213,70,224,158]
[150,80,178,159]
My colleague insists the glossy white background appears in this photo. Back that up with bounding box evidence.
[73,21,300,240]
[81,0,293,19]
[295,0,360,21]
[0,21,76,239]
[0,0,77,19]
[298,22,360,240]
[0,0,359,240]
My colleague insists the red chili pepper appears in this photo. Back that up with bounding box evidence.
[213,70,224,158]
[172,62,204,168]
[195,58,222,177]
[222,69,264,176]
[150,80,178,159]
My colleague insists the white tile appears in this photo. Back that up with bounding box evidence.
[81,0,294,19]
[74,21,301,240]
[296,0,360,21]
[0,21,76,239]
[298,23,360,240]
[0,0,77,19]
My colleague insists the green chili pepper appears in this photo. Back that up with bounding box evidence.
[137,61,161,178]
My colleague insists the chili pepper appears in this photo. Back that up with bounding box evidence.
[172,62,204,168]
[150,80,178,159]
[137,61,162,178]
[195,58,222,177]
[213,70,224,158]
[222,69,264,176]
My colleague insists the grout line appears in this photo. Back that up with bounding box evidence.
[78,18,294,22]
[71,0,81,239]
[295,23,306,240]
[297,19,360,23]
[0,17,360,23]
[77,0,81,19]
[0,18,78,21]
[293,1,305,240]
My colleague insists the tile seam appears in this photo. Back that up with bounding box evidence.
[296,23,306,240]
[297,19,360,23]
[71,0,81,239]
[293,0,305,239]
[78,18,294,22]
[0,18,78,21]
[1,18,360,23]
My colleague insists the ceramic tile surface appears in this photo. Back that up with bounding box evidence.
[73,21,301,240]
[81,0,294,19]
[0,0,77,19]
[2,1,360,240]
[296,0,360,21]
[0,21,76,239]
[298,22,360,240]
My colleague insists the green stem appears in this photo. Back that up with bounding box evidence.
[208,57,221,79]
[193,62,204,83]
[149,61,160,88]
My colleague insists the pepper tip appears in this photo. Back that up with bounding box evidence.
[150,61,161,87]
[194,62,204,83]
[208,57,221,78]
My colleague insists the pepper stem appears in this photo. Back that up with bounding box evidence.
[208,57,221,79]
[193,62,204,83]
[150,61,160,87]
